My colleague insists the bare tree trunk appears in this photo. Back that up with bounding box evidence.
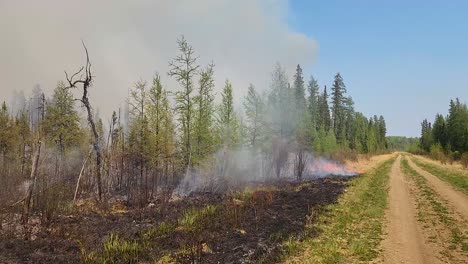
[65,42,103,201]
[22,140,41,225]
[74,149,93,203]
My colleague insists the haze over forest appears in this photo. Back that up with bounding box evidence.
[4,1,467,137]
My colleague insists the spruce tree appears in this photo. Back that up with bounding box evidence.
[432,113,448,148]
[42,81,82,153]
[317,86,331,132]
[331,73,347,144]
[293,64,306,114]
[307,76,320,129]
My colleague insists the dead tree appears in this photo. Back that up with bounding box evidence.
[65,42,103,201]
[22,93,45,224]
[22,140,42,225]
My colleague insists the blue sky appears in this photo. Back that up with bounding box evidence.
[288,0,468,137]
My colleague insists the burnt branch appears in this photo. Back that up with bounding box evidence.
[64,41,103,201]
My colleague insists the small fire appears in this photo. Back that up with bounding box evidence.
[306,157,358,178]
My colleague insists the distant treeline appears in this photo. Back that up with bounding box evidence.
[0,37,388,222]
[419,98,468,165]
[386,136,419,152]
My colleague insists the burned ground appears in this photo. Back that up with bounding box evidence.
[0,177,351,264]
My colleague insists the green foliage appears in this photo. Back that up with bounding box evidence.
[307,76,320,130]
[386,136,419,151]
[317,86,331,132]
[169,35,200,166]
[42,81,83,152]
[430,143,446,163]
[147,74,176,167]
[331,73,348,144]
[82,233,142,264]
[193,63,216,163]
[243,84,266,149]
[217,80,240,147]
[179,205,217,232]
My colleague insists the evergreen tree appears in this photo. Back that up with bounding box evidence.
[193,63,216,163]
[293,64,306,114]
[331,73,347,144]
[447,99,468,152]
[377,115,387,150]
[268,63,293,139]
[317,86,331,132]
[42,81,82,153]
[243,84,265,149]
[420,118,433,152]
[367,119,378,153]
[432,113,447,148]
[307,76,320,130]
[217,80,240,147]
[147,75,176,184]
[168,36,199,166]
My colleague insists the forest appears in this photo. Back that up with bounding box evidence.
[0,37,388,263]
[419,98,468,166]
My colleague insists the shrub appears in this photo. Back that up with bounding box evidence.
[461,153,468,169]
[452,151,462,161]
[430,143,446,163]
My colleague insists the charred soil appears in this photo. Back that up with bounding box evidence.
[0,177,351,264]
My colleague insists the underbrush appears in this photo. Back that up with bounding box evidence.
[282,156,395,263]
[412,156,468,194]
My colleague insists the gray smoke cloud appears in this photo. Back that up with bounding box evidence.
[173,147,358,196]
[0,0,318,118]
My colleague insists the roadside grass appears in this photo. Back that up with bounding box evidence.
[282,156,395,264]
[411,156,468,195]
[401,156,468,256]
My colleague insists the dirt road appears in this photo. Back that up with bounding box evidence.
[382,155,438,264]
[408,158,468,219]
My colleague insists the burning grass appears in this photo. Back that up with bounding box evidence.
[0,177,351,264]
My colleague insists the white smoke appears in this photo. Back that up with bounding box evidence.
[173,147,358,196]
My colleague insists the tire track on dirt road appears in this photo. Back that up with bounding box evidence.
[382,155,438,264]
[408,158,468,219]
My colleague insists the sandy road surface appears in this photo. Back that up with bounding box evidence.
[382,155,438,264]
[408,158,468,219]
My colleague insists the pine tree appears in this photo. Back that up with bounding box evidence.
[447,99,468,152]
[128,80,150,199]
[317,86,331,132]
[420,118,433,152]
[432,113,448,148]
[42,81,82,153]
[217,80,239,147]
[378,115,387,150]
[293,64,306,114]
[168,36,199,167]
[243,84,265,149]
[147,75,176,187]
[193,63,216,163]
[331,73,347,144]
[268,63,293,139]
[307,76,320,129]
[367,119,378,153]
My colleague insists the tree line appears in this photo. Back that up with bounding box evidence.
[0,37,388,223]
[419,98,468,165]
